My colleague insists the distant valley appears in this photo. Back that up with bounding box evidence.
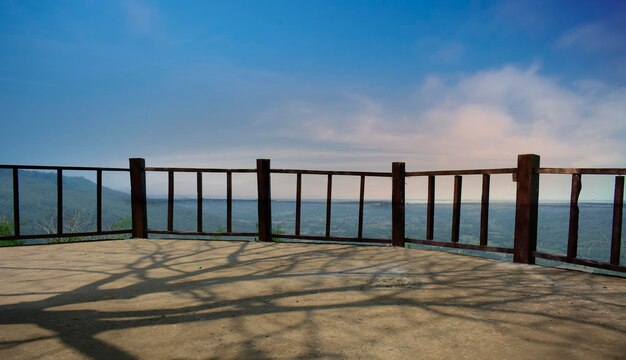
[0,170,623,268]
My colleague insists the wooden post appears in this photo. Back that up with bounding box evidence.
[451,175,462,243]
[426,175,435,240]
[257,159,272,242]
[57,168,63,234]
[325,174,332,238]
[12,168,20,237]
[167,171,174,231]
[567,174,582,258]
[610,176,624,265]
[358,175,365,240]
[479,174,490,246]
[96,170,103,233]
[513,154,540,264]
[295,173,302,236]
[227,171,233,233]
[129,158,147,238]
[392,162,406,247]
[197,172,203,232]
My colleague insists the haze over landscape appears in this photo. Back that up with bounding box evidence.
[0,0,626,198]
[1,1,624,200]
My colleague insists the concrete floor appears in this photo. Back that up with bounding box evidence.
[0,239,625,360]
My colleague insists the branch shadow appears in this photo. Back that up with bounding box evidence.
[0,239,625,359]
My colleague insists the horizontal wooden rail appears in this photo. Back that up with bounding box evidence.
[0,236,132,247]
[533,251,626,273]
[145,167,255,173]
[406,168,516,176]
[273,234,392,244]
[0,229,132,241]
[152,229,390,245]
[406,238,514,254]
[0,164,128,171]
[148,230,258,237]
[271,169,391,177]
[538,168,626,175]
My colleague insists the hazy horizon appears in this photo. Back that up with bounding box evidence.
[3,168,623,202]
[1,1,624,201]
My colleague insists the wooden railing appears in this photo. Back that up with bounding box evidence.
[533,166,625,272]
[0,164,132,241]
[403,168,517,254]
[269,164,393,244]
[140,160,258,238]
[1,155,624,273]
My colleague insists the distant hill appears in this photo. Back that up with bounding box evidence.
[0,170,131,235]
[0,170,622,268]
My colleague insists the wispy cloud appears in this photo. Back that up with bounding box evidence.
[555,22,624,53]
[121,0,159,35]
[414,38,466,65]
[490,0,550,35]
[432,42,465,64]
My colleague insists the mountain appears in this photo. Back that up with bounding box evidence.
[0,169,131,235]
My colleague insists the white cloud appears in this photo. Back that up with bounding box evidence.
[263,65,626,170]
[137,65,625,200]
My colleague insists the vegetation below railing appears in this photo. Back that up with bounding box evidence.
[0,217,22,246]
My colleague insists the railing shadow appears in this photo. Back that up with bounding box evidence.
[0,239,625,359]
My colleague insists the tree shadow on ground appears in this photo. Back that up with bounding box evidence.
[0,239,625,359]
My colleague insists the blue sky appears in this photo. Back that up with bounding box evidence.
[1,0,624,199]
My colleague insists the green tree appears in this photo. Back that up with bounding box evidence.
[271,224,284,242]
[213,226,226,240]
[0,217,11,236]
[103,216,133,240]
[111,216,132,231]
[0,217,23,246]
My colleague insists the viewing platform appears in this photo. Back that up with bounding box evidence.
[1,239,624,359]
